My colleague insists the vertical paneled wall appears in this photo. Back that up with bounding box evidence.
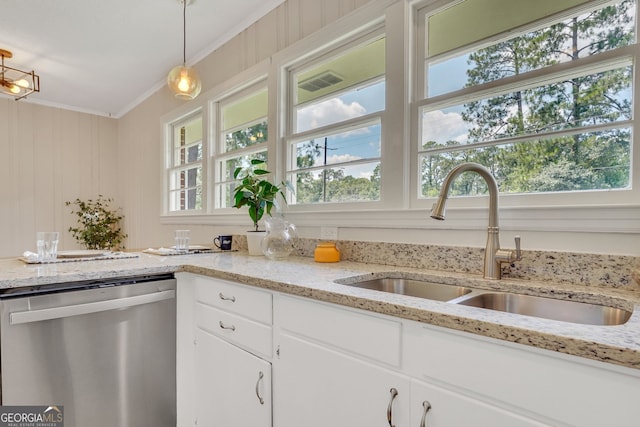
[117,0,375,250]
[0,100,119,257]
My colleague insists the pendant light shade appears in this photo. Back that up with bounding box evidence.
[167,64,201,100]
[167,0,201,100]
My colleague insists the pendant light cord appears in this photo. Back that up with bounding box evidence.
[182,0,187,65]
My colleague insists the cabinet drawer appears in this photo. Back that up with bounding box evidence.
[404,321,640,426]
[196,303,272,358]
[194,276,272,324]
[275,295,401,366]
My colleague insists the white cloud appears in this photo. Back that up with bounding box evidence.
[422,109,469,144]
[298,98,367,131]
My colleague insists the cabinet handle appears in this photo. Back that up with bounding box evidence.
[419,400,432,427]
[218,321,236,331]
[218,292,236,302]
[255,371,265,405]
[387,387,398,427]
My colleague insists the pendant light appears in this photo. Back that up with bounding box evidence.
[167,0,201,100]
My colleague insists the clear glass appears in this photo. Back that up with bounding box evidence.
[261,217,298,260]
[217,151,268,208]
[290,161,380,204]
[225,121,268,152]
[294,122,381,169]
[419,128,631,197]
[36,231,59,262]
[426,0,636,97]
[295,81,385,133]
[421,65,632,148]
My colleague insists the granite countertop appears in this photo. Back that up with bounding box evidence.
[1,251,639,371]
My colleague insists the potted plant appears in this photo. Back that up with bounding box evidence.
[66,195,127,250]
[232,159,288,255]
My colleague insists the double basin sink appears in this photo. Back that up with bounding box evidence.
[337,276,632,326]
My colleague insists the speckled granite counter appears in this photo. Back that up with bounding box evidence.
[1,251,639,371]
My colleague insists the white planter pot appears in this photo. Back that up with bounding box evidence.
[246,231,266,256]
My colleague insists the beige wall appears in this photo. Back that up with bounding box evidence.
[2,0,638,256]
[0,100,119,256]
[116,0,375,250]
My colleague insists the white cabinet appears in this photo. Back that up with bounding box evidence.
[178,273,640,427]
[176,273,273,427]
[194,328,271,426]
[404,321,640,426]
[274,294,408,426]
[274,332,409,427]
[410,379,545,427]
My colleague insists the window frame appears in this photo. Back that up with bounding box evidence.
[162,107,205,216]
[411,0,640,212]
[213,81,270,210]
[159,0,640,239]
[282,27,387,211]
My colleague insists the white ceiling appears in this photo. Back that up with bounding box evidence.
[0,0,285,118]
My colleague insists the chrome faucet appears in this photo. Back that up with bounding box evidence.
[430,162,521,280]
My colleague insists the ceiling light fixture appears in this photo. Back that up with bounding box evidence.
[167,0,201,100]
[0,49,40,101]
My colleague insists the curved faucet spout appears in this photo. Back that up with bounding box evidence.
[430,162,519,280]
[430,162,499,228]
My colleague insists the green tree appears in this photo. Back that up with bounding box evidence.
[457,0,633,194]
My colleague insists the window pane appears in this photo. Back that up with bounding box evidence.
[290,162,380,204]
[173,116,202,166]
[222,89,267,131]
[294,123,381,169]
[296,81,385,133]
[170,188,202,211]
[427,0,635,97]
[295,38,385,106]
[169,167,202,191]
[419,128,631,197]
[217,151,268,208]
[225,121,268,152]
[422,65,632,147]
[169,166,202,211]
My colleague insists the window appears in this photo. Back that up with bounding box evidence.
[285,33,385,205]
[214,85,268,208]
[417,0,635,200]
[166,112,203,212]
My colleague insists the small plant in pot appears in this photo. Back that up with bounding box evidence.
[66,195,127,250]
[232,159,289,255]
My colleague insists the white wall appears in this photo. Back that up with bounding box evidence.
[0,100,119,257]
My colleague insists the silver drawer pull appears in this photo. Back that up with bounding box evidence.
[420,400,432,427]
[218,321,236,331]
[255,371,265,405]
[218,292,236,302]
[387,388,398,427]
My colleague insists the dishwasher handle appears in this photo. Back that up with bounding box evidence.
[9,289,176,325]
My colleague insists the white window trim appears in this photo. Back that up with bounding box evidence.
[161,106,205,217]
[408,0,640,234]
[160,0,640,239]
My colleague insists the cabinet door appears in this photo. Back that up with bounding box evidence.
[274,333,409,427]
[411,379,545,427]
[195,328,271,427]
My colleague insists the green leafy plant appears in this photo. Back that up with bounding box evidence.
[66,195,127,250]
[232,159,289,231]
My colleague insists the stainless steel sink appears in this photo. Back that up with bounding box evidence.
[340,277,472,302]
[454,292,632,326]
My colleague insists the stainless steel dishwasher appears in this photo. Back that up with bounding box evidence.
[0,273,176,427]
